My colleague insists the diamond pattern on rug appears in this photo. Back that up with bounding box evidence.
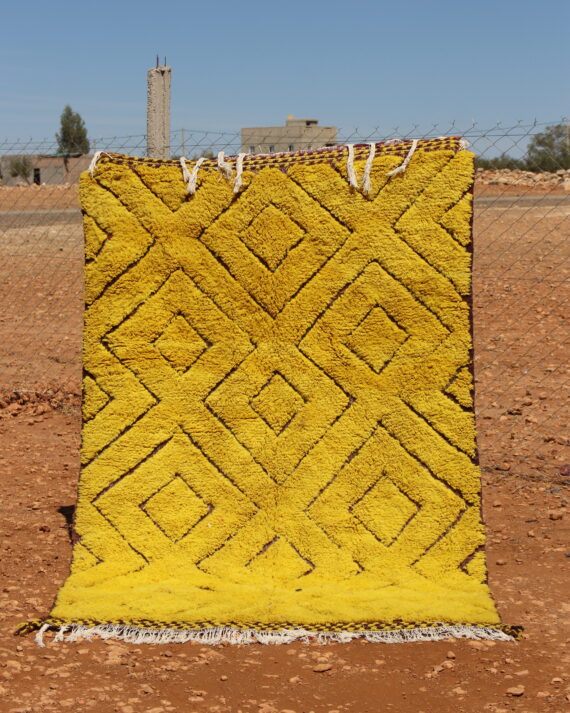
[239,204,306,271]
[44,140,506,634]
[345,306,409,374]
[154,315,211,373]
[141,475,212,542]
[351,475,419,546]
[249,372,305,434]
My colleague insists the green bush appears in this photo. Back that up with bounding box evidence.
[526,124,570,172]
[476,123,570,173]
[475,154,526,170]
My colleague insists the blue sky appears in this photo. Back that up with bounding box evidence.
[1,0,568,143]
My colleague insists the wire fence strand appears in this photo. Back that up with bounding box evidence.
[0,120,568,482]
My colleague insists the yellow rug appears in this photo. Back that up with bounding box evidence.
[23,138,520,645]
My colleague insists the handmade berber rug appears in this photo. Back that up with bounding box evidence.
[21,138,520,645]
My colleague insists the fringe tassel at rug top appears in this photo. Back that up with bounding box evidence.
[33,623,519,647]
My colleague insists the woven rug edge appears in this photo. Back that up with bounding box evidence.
[16,619,523,646]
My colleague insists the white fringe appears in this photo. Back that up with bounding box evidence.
[387,138,419,176]
[180,156,206,195]
[362,142,376,195]
[459,138,470,150]
[35,623,515,647]
[233,152,247,193]
[217,151,233,180]
[88,151,110,177]
[179,156,191,188]
[345,144,358,189]
[35,623,51,647]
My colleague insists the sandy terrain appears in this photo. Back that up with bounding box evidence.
[0,408,568,712]
[0,179,568,712]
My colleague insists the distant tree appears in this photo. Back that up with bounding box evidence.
[9,156,33,184]
[525,123,570,172]
[475,123,570,173]
[56,105,90,155]
[475,154,526,170]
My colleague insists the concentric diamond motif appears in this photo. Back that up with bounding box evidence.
[206,341,349,484]
[240,205,305,271]
[345,306,408,373]
[351,477,418,546]
[141,475,212,542]
[249,372,305,434]
[200,170,349,317]
[154,314,210,373]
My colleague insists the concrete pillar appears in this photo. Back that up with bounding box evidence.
[147,65,171,159]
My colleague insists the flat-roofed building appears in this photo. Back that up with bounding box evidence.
[241,117,337,155]
[0,153,91,186]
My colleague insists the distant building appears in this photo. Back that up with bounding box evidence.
[0,154,91,186]
[241,117,337,155]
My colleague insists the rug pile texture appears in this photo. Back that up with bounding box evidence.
[22,138,519,644]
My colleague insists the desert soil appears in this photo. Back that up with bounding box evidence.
[0,180,568,712]
[0,407,568,712]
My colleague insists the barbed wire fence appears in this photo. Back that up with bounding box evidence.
[0,120,568,482]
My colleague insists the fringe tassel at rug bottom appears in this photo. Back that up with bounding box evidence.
[32,623,519,647]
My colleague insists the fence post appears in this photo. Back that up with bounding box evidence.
[147,63,171,159]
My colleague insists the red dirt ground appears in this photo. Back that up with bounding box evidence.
[0,407,569,712]
[0,181,568,712]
